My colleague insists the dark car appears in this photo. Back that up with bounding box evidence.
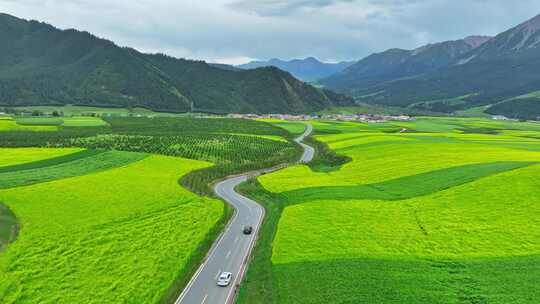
[243,226,253,235]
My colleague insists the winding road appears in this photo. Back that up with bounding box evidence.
[175,124,313,304]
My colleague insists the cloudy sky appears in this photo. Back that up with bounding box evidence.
[2,0,540,64]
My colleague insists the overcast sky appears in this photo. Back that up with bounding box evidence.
[2,0,540,64]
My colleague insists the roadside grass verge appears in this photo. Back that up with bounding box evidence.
[303,136,351,172]
[235,179,285,304]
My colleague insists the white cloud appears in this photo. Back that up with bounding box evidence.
[1,0,540,63]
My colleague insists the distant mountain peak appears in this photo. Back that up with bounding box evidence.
[238,57,355,81]
[519,13,540,32]
[463,35,492,48]
[475,13,540,53]
[303,56,320,63]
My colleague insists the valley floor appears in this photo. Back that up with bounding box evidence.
[239,117,540,304]
[0,116,299,303]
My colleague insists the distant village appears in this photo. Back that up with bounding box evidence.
[228,113,416,123]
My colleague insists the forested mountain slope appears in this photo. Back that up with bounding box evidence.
[0,13,353,113]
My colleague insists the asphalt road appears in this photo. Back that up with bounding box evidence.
[295,124,314,163]
[175,124,313,304]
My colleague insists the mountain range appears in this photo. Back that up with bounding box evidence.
[320,14,540,119]
[0,13,353,114]
[238,57,354,82]
[320,36,491,93]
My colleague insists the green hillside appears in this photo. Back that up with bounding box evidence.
[0,13,353,114]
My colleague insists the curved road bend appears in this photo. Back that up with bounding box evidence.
[175,124,314,304]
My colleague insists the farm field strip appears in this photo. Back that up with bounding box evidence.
[0,149,103,173]
[0,117,58,132]
[0,148,83,167]
[259,138,540,192]
[280,161,536,203]
[256,119,308,135]
[0,150,147,189]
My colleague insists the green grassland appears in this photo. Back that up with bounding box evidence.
[0,116,302,303]
[0,117,58,131]
[0,148,83,167]
[0,151,225,303]
[0,117,301,194]
[0,150,146,189]
[257,119,307,135]
[239,117,540,304]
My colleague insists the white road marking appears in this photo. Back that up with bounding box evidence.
[225,250,232,259]
[201,294,208,304]
[234,236,239,243]
[215,269,222,280]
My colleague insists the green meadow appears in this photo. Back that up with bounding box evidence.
[239,117,540,304]
[0,148,82,167]
[0,116,300,303]
[0,151,224,303]
[0,117,57,131]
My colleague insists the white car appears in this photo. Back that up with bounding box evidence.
[217,272,233,287]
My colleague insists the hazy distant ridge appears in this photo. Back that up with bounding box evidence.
[238,57,355,82]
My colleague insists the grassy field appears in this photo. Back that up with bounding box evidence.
[0,116,302,303]
[0,148,82,167]
[239,117,540,304]
[0,117,301,195]
[0,151,225,303]
[0,117,58,131]
[256,119,307,135]
[0,150,147,189]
